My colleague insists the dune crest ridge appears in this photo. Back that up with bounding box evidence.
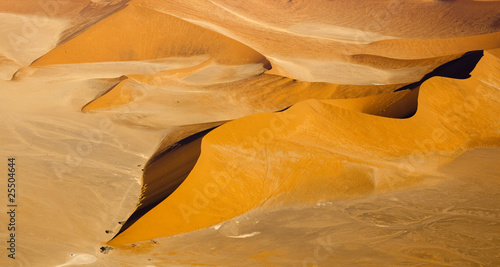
[132,0,500,84]
[2,1,500,265]
[109,49,500,245]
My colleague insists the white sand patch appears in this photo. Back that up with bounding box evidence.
[211,224,222,230]
[287,23,396,44]
[226,231,261,239]
[0,13,67,65]
[205,1,394,44]
[181,63,266,85]
[267,56,427,85]
[56,253,97,266]
[13,56,210,81]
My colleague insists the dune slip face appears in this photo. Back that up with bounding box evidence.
[109,48,500,246]
[1,0,500,266]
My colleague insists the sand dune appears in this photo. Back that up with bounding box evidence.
[108,86,420,237]
[0,55,21,80]
[103,147,500,266]
[132,0,500,84]
[0,0,130,79]
[0,13,67,66]
[80,64,404,128]
[1,0,500,266]
[25,0,500,84]
[109,49,500,244]
[31,3,267,66]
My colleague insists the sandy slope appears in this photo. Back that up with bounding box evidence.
[109,49,500,245]
[0,74,166,266]
[31,3,267,66]
[80,65,403,128]
[23,0,500,84]
[132,0,500,84]
[102,147,500,266]
[0,0,499,266]
[0,0,130,79]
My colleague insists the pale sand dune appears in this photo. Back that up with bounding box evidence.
[80,69,402,128]
[26,0,500,84]
[13,56,211,81]
[0,75,166,265]
[0,0,499,266]
[265,55,459,84]
[0,0,130,79]
[198,0,500,39]
[0,0,131,45]
[0,0,97,16]
[108,50,500,245]
[0,13,67,66]
[134,0,500,84]
[0,55,21,80]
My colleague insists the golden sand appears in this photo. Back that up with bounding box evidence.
[109,49,500,245]
[1,0,499,266]
[31,3,267,66]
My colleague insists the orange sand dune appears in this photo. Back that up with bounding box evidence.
[103,147,500,266]
[108,85,419,236]
[109,49,500,245]
[31,3,267,67]
[137,122,224,211]
[2,0,500,265]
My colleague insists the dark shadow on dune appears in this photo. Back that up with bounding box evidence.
[393,50,483,119]
[112,50,484,240]
[113,106,294,238]
[395,50,483,92]
[114,125,220,236]
[80,76,128,111]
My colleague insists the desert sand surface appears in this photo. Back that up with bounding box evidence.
[0,0,499,266]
